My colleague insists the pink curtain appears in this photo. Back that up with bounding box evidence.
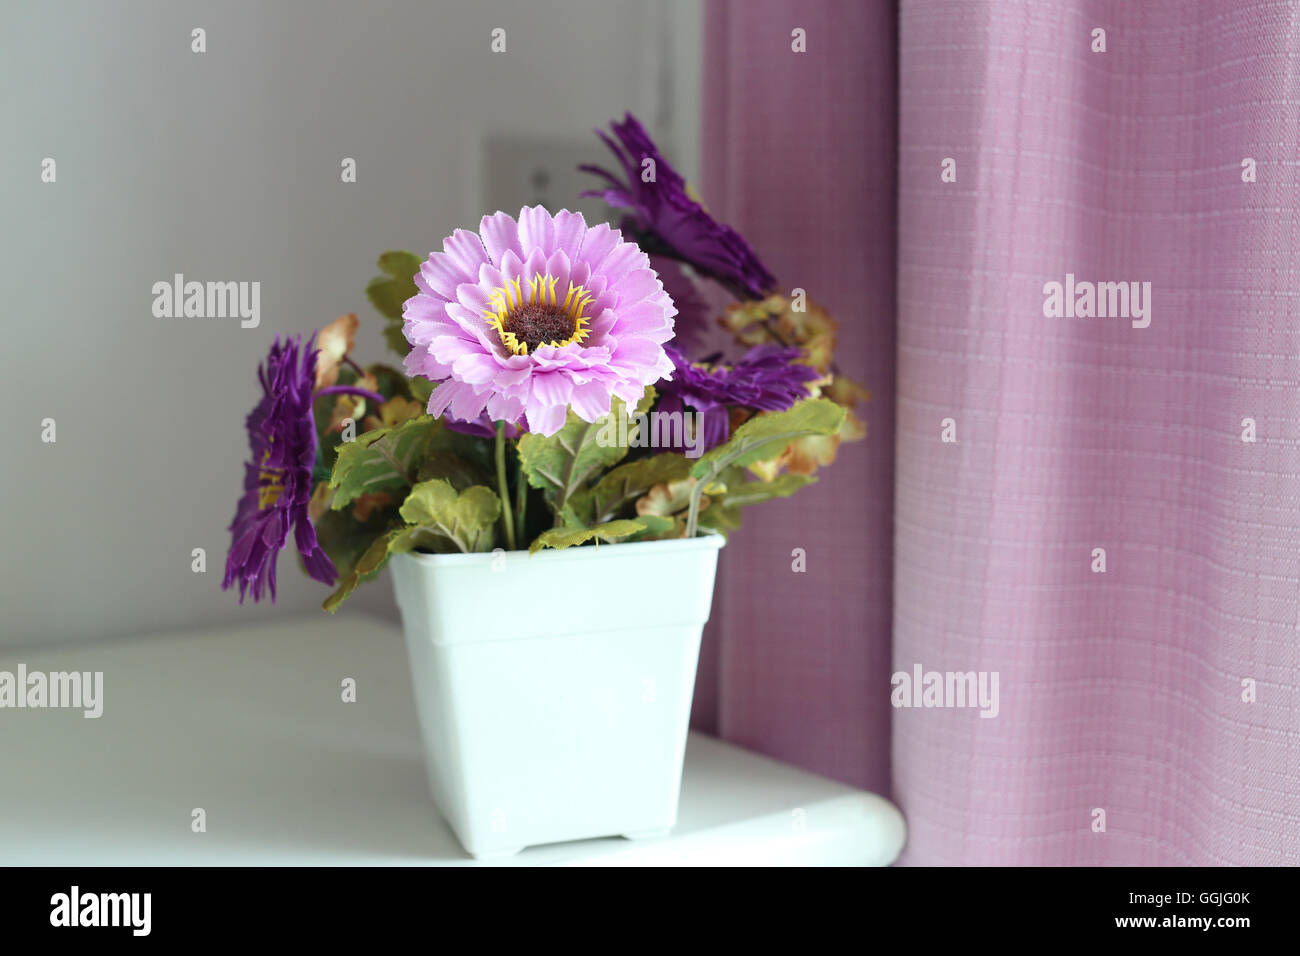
[704,0,1300,864]
[694,0,897,794]
[893,0,1300,866]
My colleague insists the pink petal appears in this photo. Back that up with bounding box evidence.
[452,386,491,421]
[569,381,613,421]
[568,259,592,289]
[422,229,487,300]
[607,299,670,336]
[592,242,647,286]
[456,281,492,314]
[609,337,666,372]
[611,381,645,407]
[451,353,502,386]
[444,228,489,277]
[525,403,568,436]
[427,380,479,418]
[551,210,588,260]
[479,211,522,267]
[404,348,451,381]
[530,371,574,407]
[516,205,555,255]
[429,334,484,365]
[499,249,527,287]
[523,247,549,284]
[609,268,663,307]
[486,392,525,422]
[576,222,622,273]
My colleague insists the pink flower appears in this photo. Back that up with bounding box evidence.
[402,206,676,435]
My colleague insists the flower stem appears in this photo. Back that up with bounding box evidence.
[316,385,385,405]
[514,459,527,546]
[685,475,709,538]
[496,421,517,552]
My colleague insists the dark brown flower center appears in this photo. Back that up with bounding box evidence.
[500,303,578,354]
[484,275,596,355]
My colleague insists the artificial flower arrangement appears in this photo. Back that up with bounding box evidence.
[221,114,868,612]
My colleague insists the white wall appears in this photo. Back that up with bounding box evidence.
[0,0,702,646]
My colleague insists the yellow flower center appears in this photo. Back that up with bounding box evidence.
[484,274,594,355]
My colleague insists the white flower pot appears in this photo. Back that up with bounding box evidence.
[390,534,725,859]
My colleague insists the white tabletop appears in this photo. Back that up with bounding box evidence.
[0,616,905,866]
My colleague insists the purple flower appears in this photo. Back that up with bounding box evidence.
[657,344,820,451]
[223,335,336,603]
[403,205,676,436]
[581,113,777,300]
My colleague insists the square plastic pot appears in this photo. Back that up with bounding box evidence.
[390,533,725,859]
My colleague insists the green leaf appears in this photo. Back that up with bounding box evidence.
[416,451,488,491]
[382,322,411,358]
[407,375,435,406]
[696,505,742,534]
[716,473,816,508]
[366,250,422,357]
[626,514,680,541]
[319,475,502,612]
[328,415,440,509]
[517,388,656,519]
[685,399,843,537]
[566,452,691,525]
[398,479,501,552]
[528,519,648,554]
[323,530,397,614]
[366,251,422,320]
[688,399,846,480]
[365,363,413,399]
[693,477,814,537]
[313,507,391,581]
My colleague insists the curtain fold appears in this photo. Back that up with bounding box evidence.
[695,0,897,795]
[893,0,1300,865]
[703,0,1300,865]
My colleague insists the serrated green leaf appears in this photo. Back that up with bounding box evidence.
[528,519,648,554]
[364,363,411,398]
[696,505,742,534]
[387,525,461,556]
[366,250,422,320]
[415,451,487,491]
[693,476,814,538]
[313,507,391,581]
[689,399,846,480]
[716,473,817,508]
[382,321,411,358]
[328,415,440,509]
[517,389,655,518]
[366,250,422,358]
[684,399,843,536]
[626,514,680,541]
[407,375,435,406]
[399,479,500,552]
[566,452,691,526]
[323,529,397,614]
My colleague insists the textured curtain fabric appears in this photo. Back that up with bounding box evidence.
[703,0,1300,864]
[893,0,1300,866]
[693,0,897,794]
